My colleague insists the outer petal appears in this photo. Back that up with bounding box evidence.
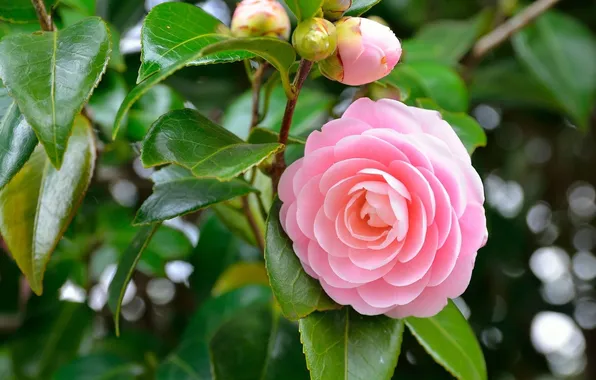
[305,118,372,154]
[385,286,448,318]
[357,272,430,308]
[321,280,394,315]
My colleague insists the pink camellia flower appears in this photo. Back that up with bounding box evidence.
[278,98,488,318]
[319,17,401,86]
[231,0,291,40]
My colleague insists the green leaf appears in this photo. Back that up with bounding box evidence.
[299,308,405,380]
[59,0,95,15]
[210,305,309,380]
[87,70,128,138]
[126,84,185,141]
[282,0,324,20]
[416,98,486,154]
[0,116,95,294]
[11,302,91,379]
[0,85,37,189]
[0,17,110,167]
[391,62,469,112]
[112,33,245,139]
[190,215,262,303]
[469,59,561,111]
[212,262,270,296]
[200,37,297,98]
[108,25,126,72]
[156,286,272,380]
[265,199,339,320]
[512,11,596,130]
[138,2,246,83]
[0,0,57,23]
[53,354,143,380]
[248,127,306,145]
[141,108,283,181]
[107,223,160,336]
[403,12,490,65]
[405,301,487,380]
[345,0,381,17]
[133,165,257,225]
[224,86,332,140]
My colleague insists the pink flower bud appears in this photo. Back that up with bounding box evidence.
[319,17,401,86]
[231,0,291,40]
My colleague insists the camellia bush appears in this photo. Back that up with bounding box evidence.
[1,0,595,379]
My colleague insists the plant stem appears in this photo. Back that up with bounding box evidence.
[242,196,265,251]
[271,60,314,190]
[472,0,562,59]
[31,0,53,31]
[250,62,269,131]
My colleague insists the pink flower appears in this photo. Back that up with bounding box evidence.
[278,98,488,318]
[319,17,401,86]
[231,0,291,40]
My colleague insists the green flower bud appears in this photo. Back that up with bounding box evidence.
[292,18,337,62]
[322,0,352,20]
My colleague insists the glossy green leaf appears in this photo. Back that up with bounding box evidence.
[200,37,296,98]
[282,0,324,20]
[0,0,56,23]
[107,223,160,336]
[190,215,262,303]
[112,33,242,139]
[248,127,306,145]
[53,354,143,380]
[300,308,405,380]
[224,86,332,140]
[87,70,128,138]
[156,286,272,380]
[126,84,185,141]
[469,59,561,111]
[133,165,257,225]
[265,200,339,320]
[403,12,490,65]
[0,17,110,167]
[405,301,487,380]
[141,108,283,181]
[345,0,382,17]
[0,116,95,294]
[512,11,596,130]
[0,85,37,189]
[11,302,91,379]
[210,305,309,380]
[416,98,486,154]
[138,2,249,83]
[392,62,469,112]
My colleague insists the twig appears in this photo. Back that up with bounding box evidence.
[271,60,314,190]
[31,0,53,31]
[472,0,562,59]
[242,196,265,251]
[250,62,269,131]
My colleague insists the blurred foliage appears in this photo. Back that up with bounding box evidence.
[1,0,596,379]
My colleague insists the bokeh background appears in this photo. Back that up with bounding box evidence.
[1,0,596,379]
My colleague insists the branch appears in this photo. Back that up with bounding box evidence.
[31,0,53,31]
[271,59,314,190]
[472,0,562,59]
[250,62,269,131]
